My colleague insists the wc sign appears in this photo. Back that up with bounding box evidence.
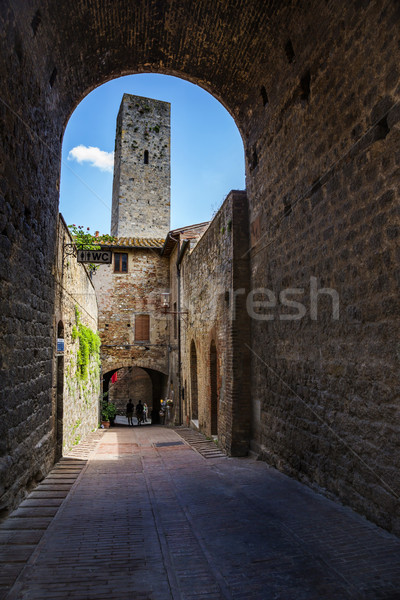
[77,250,113,264]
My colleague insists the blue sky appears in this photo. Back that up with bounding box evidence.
[59,74,245,235]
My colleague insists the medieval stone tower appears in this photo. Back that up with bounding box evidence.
[111,93,171,238]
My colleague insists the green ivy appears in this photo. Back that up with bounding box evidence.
[73,307,101,381]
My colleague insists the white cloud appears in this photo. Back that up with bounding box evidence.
[68,145,114,172]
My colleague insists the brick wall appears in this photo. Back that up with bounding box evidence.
[244,0,400,533]
[93,246,170,384]
[181,191,251,455]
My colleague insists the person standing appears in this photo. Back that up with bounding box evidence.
[126,399,134,426]
[143,402,148,422]
[136,400,144,425]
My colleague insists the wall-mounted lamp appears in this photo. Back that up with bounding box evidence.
[161,292,170,309]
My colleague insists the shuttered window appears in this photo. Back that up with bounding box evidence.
[114,253,128,273]
[135,314,150,341]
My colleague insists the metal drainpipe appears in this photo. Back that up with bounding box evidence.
[176,240,189,426]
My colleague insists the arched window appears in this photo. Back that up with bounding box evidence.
[144,149,149,164]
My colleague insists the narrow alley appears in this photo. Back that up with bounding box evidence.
[1,426,400,600]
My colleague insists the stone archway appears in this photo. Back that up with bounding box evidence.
[1,1,400,534]
[107,367,152,414]
[103,366,167,424]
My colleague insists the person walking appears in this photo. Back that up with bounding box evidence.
[136,400,144,425]
[143,402,148,422]
[126,399,134,426]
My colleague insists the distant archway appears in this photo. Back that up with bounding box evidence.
[108,366,152,412]
[103,366,167,424]
[210,340,218,436]
[190,340,198,420]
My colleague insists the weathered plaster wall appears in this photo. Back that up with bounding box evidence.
[53,216,100,454]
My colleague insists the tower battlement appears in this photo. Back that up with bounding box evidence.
[111,93,171,238]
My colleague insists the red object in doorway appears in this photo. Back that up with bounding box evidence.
[111,372,118,383]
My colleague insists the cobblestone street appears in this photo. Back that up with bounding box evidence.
[1,426,400,600]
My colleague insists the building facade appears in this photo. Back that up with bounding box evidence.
[93,237,170,420]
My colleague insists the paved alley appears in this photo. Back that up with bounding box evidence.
[1,426,400,600]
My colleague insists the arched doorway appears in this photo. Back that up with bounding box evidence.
[55,321,64,460]
[108,367,152,412]
[103,366,167,424]
[210,340,218,436]
[190,340,198,421]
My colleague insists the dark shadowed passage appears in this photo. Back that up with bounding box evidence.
[1,427,400,599]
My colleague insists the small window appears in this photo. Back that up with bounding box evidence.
[114,253,128,273]
[144,150,149,164]
[135,314,150,341]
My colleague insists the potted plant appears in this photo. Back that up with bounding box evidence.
[108,402,117,426]
[101,403,117,428]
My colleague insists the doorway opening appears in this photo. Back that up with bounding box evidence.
[210,340,218,436]
[55,321,64,460]
[103,366,167,426]
[190,340,198,422]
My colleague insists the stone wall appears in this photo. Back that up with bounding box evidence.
[93,246,170,378]
[164,222,211,427]
[181,191,251,455]
[53,216,100,454]
[244,0,400,534]
[166,243,180,423]
[111,94,171,239]
[1,0,399,533]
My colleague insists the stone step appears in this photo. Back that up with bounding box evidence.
[174,428,226,459]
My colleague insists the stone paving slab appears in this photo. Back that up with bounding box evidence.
[0,430,105,598]
[1,426,400,599]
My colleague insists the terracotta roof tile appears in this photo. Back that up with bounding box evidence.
[106,237,165,248]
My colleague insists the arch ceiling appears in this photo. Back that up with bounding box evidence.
[2,0,285,141]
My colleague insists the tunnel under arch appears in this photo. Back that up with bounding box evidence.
[103,366,167,424]
[1,0,399,535]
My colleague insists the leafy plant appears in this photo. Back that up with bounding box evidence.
[72,306,101,381]
[102,402,117,421]
[68,225,116,273]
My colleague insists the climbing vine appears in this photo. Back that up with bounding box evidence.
[72,306,101,381]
